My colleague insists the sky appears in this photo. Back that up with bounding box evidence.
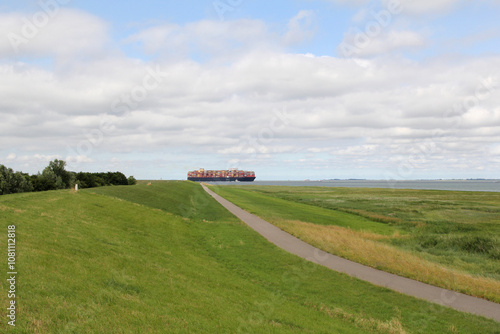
[1,0,500,180]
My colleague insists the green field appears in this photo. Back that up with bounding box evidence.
[210,185,500,303]
[1,181,499,333]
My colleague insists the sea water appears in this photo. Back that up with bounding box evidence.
[206,180,500,192]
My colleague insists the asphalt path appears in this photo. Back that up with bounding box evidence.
[202,184,500,322]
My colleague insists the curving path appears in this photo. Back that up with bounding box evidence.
[202,184,500,322]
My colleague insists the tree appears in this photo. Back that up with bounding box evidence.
[0,165,34,195]
[128,176,137,185]
[0,165,13,195]
[43,159,70,190]
[0,165,11,195]
[13,172,33,193]
[1,160,134,194]
[31,173,54,192]
[106,172,128,186]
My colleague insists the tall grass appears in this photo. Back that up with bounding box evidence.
[211,185,500,303]
[272,218,500,303]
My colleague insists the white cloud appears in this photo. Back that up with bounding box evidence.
[124,23,180,54]
[66,155,94,164]
[0,9,109,59]
[336,145,379,156]
[124,19,278,61]
[323,0,464,15]
[5,153,62,168]
[322,0,371,6]
[490,145,500,156]
[339,29,426,57]
[396,0,461,15]
[283,10,316,45]
[4,53,500,173]
[462,107,500,128]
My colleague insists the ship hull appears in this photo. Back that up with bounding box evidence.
[236,177,256,182]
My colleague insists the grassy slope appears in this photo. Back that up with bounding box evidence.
[209,185,500,303]
[0,182,497,333]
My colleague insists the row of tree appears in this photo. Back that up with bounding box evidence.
[0,159,137,195]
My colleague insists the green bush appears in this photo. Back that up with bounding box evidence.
[127,176,137,185]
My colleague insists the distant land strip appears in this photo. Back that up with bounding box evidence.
[202,184,500,322]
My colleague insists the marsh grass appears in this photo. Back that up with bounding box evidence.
[272,219,500,303]
[211,185,500,303]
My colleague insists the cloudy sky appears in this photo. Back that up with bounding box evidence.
[1,0,500,180]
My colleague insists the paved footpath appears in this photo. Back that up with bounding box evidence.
[202,184,500,322]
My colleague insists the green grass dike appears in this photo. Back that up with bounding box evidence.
[0,181,499,333]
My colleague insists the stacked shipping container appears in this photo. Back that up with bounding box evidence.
[187,168,256,182]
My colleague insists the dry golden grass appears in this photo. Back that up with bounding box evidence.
[0,204,25,213]
[272,218,500,303]
[311,303,407,334]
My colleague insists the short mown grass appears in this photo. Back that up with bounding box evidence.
[1,181,499,333]
[210,185,500,303]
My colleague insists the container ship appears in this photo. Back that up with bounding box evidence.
[187,168,256,182]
